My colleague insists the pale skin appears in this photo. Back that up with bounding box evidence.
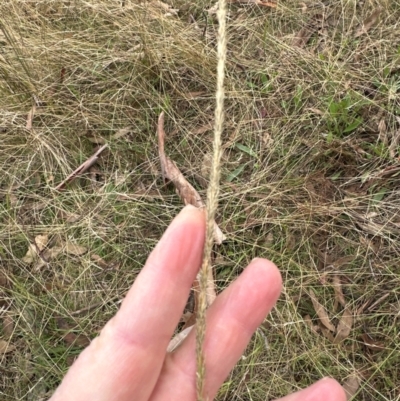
[50,205,347,401]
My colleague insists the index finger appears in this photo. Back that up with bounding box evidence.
[50,205,205,401]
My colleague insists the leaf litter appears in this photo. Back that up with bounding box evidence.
[334,306,353,343]
[309,289,336,332]
[157,112,226,244]
[0,339,16,354]
[157,107,226,347]
[21,235,88,269]
[342,374,361,400]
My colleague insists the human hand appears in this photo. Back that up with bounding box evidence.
[49,205,346,401]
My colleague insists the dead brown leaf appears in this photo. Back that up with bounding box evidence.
[157,112,226,244]
[292,26,316,48]
[334,306,353,343]
[2,312,14,338]
[22,234,50,264]
[361,333,385,352]
[33,246,63,271]
[304,314,319,334]
[333,275,346,309]
[34,234,49,251]
[113,126,132,139]
[0,339,16,354]
[167,326,193,352]
[355,9,382,38]
[91,254,109,268]
[58,210,80,223]
[63,332,91,348]
[64,241,88,256]
[152,0,179,15]
[232,0,277,7]
[309,289,336,332]
[342,374,361,400]
[87,136,106,145]
[185,91,206,99]
[56,317,91,347]
[320,327,336,342]
[55,144,108,191]
[192,122,214,135]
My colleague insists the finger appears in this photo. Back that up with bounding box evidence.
[50,205,205,401]
[150,258,282,401]
[276,378,347,401]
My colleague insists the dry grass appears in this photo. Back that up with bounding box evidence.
[1,0,400,400]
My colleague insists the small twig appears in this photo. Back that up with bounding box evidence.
[55,144,108,191]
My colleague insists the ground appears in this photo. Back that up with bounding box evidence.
[0,1,399,400]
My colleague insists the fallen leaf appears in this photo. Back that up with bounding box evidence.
[33,246,63,271]
[87,136,106,145]
[56,317,91,347]
[167,326,193,352]
[157,112,226,244]
[233,0,277,7]
[58,210,80,223]
[55,144,108,191]
[361,333,385,352]
[292,26,316,48]
[22,234,49,264]
[22,244,38,264]
[152,0,179,15]
[342,374,361,400]
[113,126,132,139]
[91,254,109,268]
[0,339,16,354]
[309,289,336,332]
[304,314,319,334]
[63,332,91,347]
[185,91,206,99]
[64,241,87,256]
[355,9,382,38]
[192,122,214,135]
[334,306,353,343]
[35,234,49,252]
[2,312,14,338]
[320,326,336,342]
[333,275,346,309]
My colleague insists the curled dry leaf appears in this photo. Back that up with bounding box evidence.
[58,209,80,223]
[91,254,109,269]
[55,144,108,191]
[233,0,277,7]
[56,317,91,348]
[167,326,193,352]
[333,275,346,308]
[342,374,361,400]
[0,339,16,354]
[22,234,49,264]
[2,312,14,338]
[361,333,385,352]
[152,0,179,15]
[303,314,319,334]
[292,25,316,48]
[113,126,132,139]
[157,112,226,244]
[33,246,63,271]
[354,9,382,38]
[64,241,88,256]
[309,289,336,332]
[334,306,353,343]
[63,332,91,348]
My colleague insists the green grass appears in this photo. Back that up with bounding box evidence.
[1,0,400,400]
